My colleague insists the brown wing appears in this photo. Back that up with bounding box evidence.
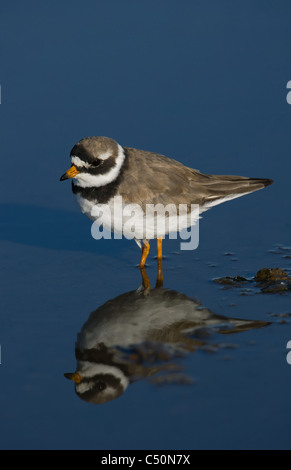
[118,147,273,210]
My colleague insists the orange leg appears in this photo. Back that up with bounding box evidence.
[157,237,163,260]
[140,267,151,291]
[139,240,150,268]
[155,238,164,287]
[156,259,164,288]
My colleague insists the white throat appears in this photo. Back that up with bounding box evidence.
[73,144,125,188]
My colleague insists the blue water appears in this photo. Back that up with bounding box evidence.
[1,0,291,450]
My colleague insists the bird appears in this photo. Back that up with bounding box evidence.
[64,272,270,404]
[60,136,273,268]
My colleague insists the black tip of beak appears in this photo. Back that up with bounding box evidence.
[64,372,74,380]
[60,173,68,181]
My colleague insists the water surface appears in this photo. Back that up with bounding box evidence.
[1,0,291,450]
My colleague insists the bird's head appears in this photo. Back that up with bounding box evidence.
[64,364,129,405]
[60,136,125,188]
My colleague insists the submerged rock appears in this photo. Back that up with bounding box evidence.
[214,267,291,294]
[213,275,248,287]
[254,267,289,282]
[254,268,291,293]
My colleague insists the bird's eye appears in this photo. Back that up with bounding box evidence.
[91,160,102,168]
[96,381,106,391]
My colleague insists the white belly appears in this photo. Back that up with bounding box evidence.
[75,194,200,241]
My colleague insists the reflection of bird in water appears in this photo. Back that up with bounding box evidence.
[65,268,269,405]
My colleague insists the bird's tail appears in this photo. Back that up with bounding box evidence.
[197,174,273,208]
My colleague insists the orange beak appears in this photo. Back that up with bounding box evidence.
[64,372,82,384]
[60,165,80,181]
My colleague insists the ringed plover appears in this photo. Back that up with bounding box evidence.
[60,136,273,267]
